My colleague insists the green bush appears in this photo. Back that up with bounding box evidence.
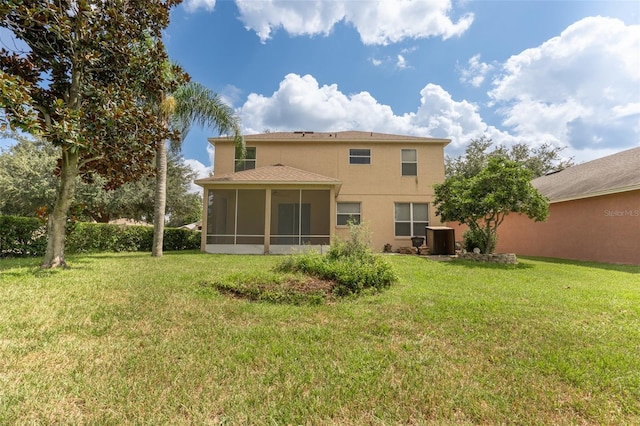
[65,223,150,253]
[0,216,200,256]
[463,228,497,254]
[163,228,201,251]
[66,223,200,253]
[0,216,47,257]
[276,222,397,296]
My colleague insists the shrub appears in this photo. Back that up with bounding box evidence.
[0,216,47,257]
[0,216,201,256]
[463,228,496,254]
[66,223,200,253]
[326,219,371,261]
[65,223,150,253]
[163,228,201,251]
[277,222,397,296]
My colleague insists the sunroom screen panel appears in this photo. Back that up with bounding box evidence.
[236,190,266,244]
[206,189,236,244]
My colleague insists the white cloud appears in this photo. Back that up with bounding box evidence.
[370,57,382,67]
[489,16,640,152]
[239,73,403,134]
[184,156,212,193]
[237,73,560,160]
[235,17,640,164]
[231,0,473,45]
[206,144,216,171]
[183,0,216,12]
[459,54,494,87]
[411,83,500,149]
[396,54,408,69]
[238,73,502,151]
[220,84,242,107]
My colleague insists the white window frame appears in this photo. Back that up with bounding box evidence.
[349,148,371,165]
[337,202,361,226]
[401,149,417,176]
[394,202,429,237]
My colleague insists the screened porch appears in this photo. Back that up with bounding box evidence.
[205,188,333,254]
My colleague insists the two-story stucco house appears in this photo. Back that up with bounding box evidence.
[195,131,450,254]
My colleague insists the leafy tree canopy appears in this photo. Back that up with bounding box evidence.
[0,1,183,267]
[446,135,574,179]
[0,134,201,225]
[434,156,549,254]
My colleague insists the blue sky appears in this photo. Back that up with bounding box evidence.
[162,0,640,179]
[2,1,639,181]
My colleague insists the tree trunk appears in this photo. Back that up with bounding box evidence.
[41,148,79,268]
[152,140,167,257]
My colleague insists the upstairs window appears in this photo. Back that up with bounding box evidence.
[337,202,361,226]
[349,148,371,165]
[235,147,256,172]
[394,203,429,237]
[401,149,417,176]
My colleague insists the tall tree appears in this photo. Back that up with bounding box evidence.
[152,81,242,257]
[0,132,59,216]
[0,135,201,224]
[79,150,202,224]
[446,136,574,179]
[434,157,549,254]
[1,1,181,267]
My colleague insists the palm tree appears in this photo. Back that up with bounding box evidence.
[152,81,243,257]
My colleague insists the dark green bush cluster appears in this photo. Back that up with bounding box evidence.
[65,222,200,253]
[65,223,153,253]
[463,228,496,254]
[0,216,200,256]
[277,222,397,296]
[162,227,201,251]
[0,216,47,257]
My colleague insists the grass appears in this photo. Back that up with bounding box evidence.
[0,252,638,425]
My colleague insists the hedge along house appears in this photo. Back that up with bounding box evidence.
[466,146,640,265]
[195,131,450,254]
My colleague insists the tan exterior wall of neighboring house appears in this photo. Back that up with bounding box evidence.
[212,137,447,252]
[448,190,640,265]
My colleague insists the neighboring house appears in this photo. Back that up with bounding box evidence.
[195,131,450,254]
[180,221,202,231]
[453,146,639,265]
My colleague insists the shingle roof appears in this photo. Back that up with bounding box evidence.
[195,164,342,186]
[211,130,450,144]
[532,146,640,202]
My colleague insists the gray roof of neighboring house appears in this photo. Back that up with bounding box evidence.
[210,131,450,145]
[532,146,640,202]
[195,164,342,186]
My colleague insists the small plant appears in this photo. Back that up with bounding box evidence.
[277,221,397,296]
[327,218,372,260]
[463,228,496,254]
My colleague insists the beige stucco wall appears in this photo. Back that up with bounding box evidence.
[214,139,445,193]
[334,193,444,252]
[448,190,640,265]
[213,138,446,252]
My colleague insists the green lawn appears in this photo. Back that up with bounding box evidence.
[0,252,638,425]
